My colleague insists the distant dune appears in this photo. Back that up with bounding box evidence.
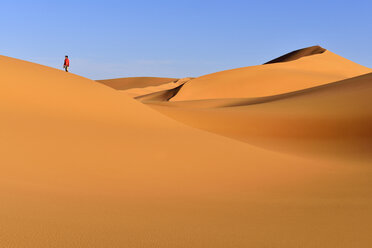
[135,83,185,101]
[118,78,193,98]
[2,46,372,248]
[171,48,372,101]
[97,76,177,90]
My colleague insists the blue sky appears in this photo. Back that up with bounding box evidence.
[1,0,371,79]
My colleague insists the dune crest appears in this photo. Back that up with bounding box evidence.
[264,45,326,64]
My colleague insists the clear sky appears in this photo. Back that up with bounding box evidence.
[1,0,371,79]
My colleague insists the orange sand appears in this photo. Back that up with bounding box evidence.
[2,46,372,247]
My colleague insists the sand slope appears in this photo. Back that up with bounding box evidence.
[1,53,372,248]
[149,73,372,160]
[171,49,372,101]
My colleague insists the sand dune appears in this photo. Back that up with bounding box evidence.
[2,47,372,248]
[97,76,177,90]
[148,72,372,160]
[171,48,372,101]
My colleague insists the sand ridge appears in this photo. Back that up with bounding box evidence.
[264,45,326,64]
[120,78,193,98]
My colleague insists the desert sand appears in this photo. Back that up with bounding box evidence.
[1,46,372,247]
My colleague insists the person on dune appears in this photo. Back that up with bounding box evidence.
[63,55,70,72]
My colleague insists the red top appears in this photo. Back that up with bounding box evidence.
[64,58,70,66]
